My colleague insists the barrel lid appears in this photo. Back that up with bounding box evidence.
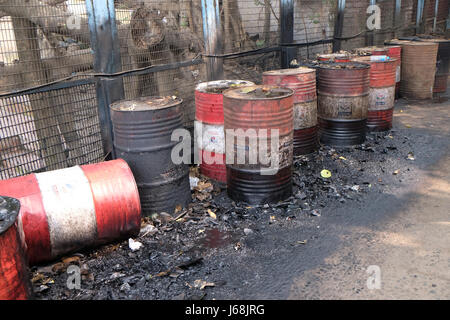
[110,96,183,112]
[195,80,254,94]
[223,85,294,100]
[353,46,387,56]
[318,61,371,70]
[263,66,315,76]
[418,38,450,43]
[317,53,351,59]
[0,196,20,235]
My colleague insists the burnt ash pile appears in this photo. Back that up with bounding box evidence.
[33,129,417,300]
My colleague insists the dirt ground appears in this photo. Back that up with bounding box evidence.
[32,91,450,300]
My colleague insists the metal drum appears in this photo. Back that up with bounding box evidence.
[0,196,33,300]
[399,41,439,100]
[111,96,191,216]
[317,53,351,62]
[0,160,141,265]
[223,85,294,204]
[317,61,370,146]
[195,80,254,183]
[385,45,402,98]
[353,56,397,131]
[419,38,450,93]
[353,46,388,56]
[263,67,318,155]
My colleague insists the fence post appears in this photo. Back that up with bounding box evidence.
[394,0,402,38]
[366,0,376,47]
[201,0,224,81]
[416,0,426,34]
[280,0,296,68]
[85,0,124,160]
[333,0,346,52]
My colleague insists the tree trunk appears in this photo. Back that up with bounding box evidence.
[11,16,67,170]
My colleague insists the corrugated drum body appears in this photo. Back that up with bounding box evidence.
[0,160,141,265]
[317,62,370,146]
[400,42,438,99]
[263,68,319,155]
[195,81,254,183]
[421,39,450,93]
[111,98,191,216]
[223,86,294,204]
[0,196,33,300]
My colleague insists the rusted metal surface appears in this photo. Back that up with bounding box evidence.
[263,67,318,155]
[419,38,450,93]
[195,80,254,183]
[317,62,370,146]
[0,160,141,265]
[223,85,294,204]
[0,196,33,300]
[317,53,351,62]
[111,97,191,216]
[399,41,439,100]
[385,45,402,98]
[351,56,397,132]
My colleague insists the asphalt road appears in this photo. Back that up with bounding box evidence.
[210,96,450,300]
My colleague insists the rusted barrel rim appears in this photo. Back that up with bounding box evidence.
[318,61,371,70]
[262,66,316,76]
[195,80,254,94]
[0,196,20,235]
[111,96,183,112]
[223,85,294,101]
[317,53,351,60]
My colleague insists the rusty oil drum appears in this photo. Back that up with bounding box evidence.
[262,67,318,155]
[111,96,191,216]
[195,80,254,183]
[399,41,439,99]
[385,45,402,98]
[352,56,397,131]
[317,53,351,62]
[419,38,450,93]
[0,160,141,265]
[317,61,370,146]
[223,85,294,204]
[0,196,33,300]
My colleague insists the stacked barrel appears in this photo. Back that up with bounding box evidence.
[0,160,141,265]
[352,56,397,131]
[223,85,294,204]
[0,196,33,300]
[195,80,254,183]
[111,97,191,216]
[317,62,370,146]
[262,67,318,155]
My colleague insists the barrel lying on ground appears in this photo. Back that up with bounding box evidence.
[195,80,254,183]
[111,96,191,216]
[352,56,397,131]
[0,159,141,265]
[317,61,370,146]
[223,85,294,204]
[263,67,319,155]
[0,196,33,299]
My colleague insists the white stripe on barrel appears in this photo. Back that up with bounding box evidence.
[35,166,97,257]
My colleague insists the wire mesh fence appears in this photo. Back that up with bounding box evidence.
[0,0,447,180]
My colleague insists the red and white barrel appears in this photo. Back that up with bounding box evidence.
[195,80,254,183]
[262,67,318,155]
[0,196,33,300]
[385,46,402,99]
[352,56,397,131]
[0,159,141,265]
